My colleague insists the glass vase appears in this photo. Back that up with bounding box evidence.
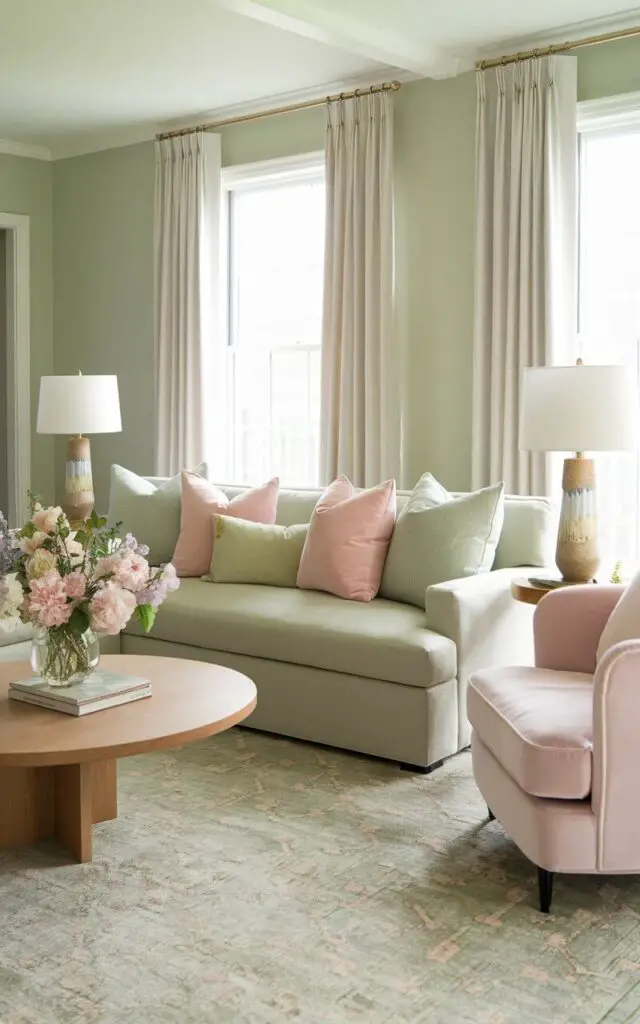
[30,626,100,687]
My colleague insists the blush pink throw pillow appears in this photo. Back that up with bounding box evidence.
[172,472,279,577]
[297,476,396,602]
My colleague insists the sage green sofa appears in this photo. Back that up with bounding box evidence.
[123,485,554,770]
[1,485,554,770]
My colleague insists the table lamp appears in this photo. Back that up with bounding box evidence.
[520,361,637,583]
[37,373,122,524]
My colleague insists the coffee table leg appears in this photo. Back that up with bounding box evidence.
[55,764,92,863]
[91,760,118,823]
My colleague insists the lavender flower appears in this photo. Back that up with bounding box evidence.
[123,533,150,558]
[0,514,20,574]
[136,563,179,609]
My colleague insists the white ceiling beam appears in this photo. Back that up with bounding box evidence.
[215,0,461,78]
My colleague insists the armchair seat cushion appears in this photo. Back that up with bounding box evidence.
[467,666,594,799]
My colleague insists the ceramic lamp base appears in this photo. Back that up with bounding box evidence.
[63,435,94,525]
[555,456,600,583]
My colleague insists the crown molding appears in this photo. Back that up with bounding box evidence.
[48,68,420,160]
[475,9,640,64]
[157,67,419,134]
[0,138,52,161]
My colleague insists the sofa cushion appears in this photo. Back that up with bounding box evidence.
[125,580,456,689]
[107,462,207,566]
[208,516,308,587]
[467,666,593,799]
[380,480,505,608]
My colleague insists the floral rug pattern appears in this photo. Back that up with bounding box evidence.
[2,730,640,1024]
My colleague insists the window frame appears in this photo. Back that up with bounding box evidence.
[577,90,640,568]
[219,151,325,486]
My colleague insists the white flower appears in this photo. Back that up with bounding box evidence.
[0,575,23,630]
[26,548,57,580]
[18,531,47,555]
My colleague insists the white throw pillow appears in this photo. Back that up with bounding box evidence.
[596,570,640,662]
[107,463,207,566]
[380,474,505,607]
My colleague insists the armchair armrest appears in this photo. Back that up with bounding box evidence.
[592,640,640,872]
[425,569,537,745]
[534,585,623,674]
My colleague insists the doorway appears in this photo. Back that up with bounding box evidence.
[0,213,30,527]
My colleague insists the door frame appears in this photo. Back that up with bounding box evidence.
[0,213,30,526]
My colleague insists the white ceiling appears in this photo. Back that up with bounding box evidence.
[2,0,640,158]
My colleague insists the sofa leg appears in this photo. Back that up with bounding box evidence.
[487,807,495,822]
[400,759,444,774]
[538,868,554,914]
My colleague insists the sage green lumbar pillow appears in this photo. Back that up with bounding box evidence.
[207,515,308,587]
[380,474,505,607]
[107,463,207,566]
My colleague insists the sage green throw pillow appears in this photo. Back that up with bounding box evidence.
[380,474,505,607]
[107,463,207,566]
[208,515,308,587]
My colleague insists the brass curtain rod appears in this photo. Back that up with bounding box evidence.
[156,80,401,141]
[476,23,640,70]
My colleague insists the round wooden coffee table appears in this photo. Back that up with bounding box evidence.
[0,655,256,863]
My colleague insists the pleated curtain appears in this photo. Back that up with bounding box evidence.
[154,132,221,476]
[320,91,400,487]
[472,56,577,495]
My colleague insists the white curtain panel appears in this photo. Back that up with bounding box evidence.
[472,56,577,495]
[320,91,400,487]
[154,132,221,476]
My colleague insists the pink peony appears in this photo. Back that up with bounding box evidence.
[28,570,72,628]
[64,571,86,599]
[65,538,85,566]
[94,554,119,579]
[90,583,136,635]
[112,551,150,593]
[32,506,68,535]
[19,531,47,555]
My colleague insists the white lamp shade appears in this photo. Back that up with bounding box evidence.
[519,364,638,453]
[37,375,122,435]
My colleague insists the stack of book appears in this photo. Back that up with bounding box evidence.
[9,671,152,716]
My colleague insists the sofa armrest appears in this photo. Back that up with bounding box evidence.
[592,640,640,871]
[425,569,537,741]
[534,585,623,675]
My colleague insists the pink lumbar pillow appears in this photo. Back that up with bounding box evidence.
[297,476,396,602]
[172,472,279,577]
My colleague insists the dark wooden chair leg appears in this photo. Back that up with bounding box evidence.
[538,867,554,913]
[487,807,495,821]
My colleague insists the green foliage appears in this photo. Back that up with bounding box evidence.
[68,605,90,635]
[135,603,156,633]
[610,560,622,584]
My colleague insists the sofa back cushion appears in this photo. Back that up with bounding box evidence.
[142,480,555,571]
[297,476,396,602]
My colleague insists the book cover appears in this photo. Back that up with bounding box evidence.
[9,686,152,716]
[9,670,150,705]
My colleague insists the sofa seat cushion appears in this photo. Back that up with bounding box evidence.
[467,665,593,799]
[125,580,456,689]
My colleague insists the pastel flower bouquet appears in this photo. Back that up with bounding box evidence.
[0,498,179,686]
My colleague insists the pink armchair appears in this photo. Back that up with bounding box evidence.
[467,584,640,913]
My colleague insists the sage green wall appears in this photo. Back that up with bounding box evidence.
[53,143,155,503]
[52,34,640,501]
[0,154,54,502]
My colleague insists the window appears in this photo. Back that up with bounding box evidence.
[221,155,325,486]
[578,104,640,574]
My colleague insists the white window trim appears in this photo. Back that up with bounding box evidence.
[578,90,640,134]
[221,151,324,192]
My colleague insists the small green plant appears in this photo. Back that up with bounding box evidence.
[610,560,622,584]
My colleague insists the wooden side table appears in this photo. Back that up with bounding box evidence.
[511,577,596,606]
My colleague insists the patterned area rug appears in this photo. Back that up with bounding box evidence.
[2,730,640,1024]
